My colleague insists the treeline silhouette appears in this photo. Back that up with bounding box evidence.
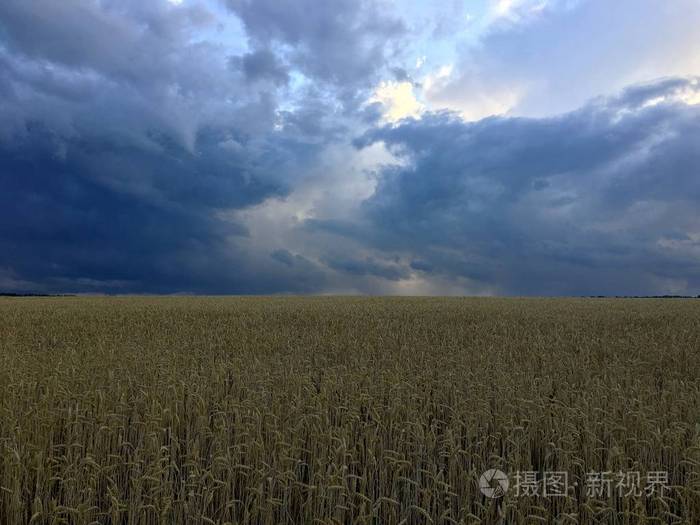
[0,292,75,297]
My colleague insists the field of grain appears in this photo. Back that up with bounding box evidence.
[0,297,699,524]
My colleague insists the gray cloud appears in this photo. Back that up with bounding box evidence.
[341,79,700,295]
[325,256,410,281]
[225,0,405,92]
[1,1,699,296]
[229,48,290,86]
[0,0,333,294]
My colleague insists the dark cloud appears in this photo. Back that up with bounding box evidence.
[267,250,327,291]
[0,0,332,294]
[410,260,434,272]
[2,1,699,296]
[229,48,290,86]
[324,256,409,282]
[0,0,216,90]
[0,122,299,293]
[619,78,696,109]
[269,248,318,270]
[275,94,349,142]
[225,0,405,91]
[270,249,295,267]
[342,79,700,295]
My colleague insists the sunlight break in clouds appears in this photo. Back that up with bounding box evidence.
[369,81,423,123]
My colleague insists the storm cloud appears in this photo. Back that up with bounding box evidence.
[345,80,700,295]
[1,1,699,295]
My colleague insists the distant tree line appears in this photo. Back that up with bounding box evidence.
[0,292,76,297]
[587,295,700,299]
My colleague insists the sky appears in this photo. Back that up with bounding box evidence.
[1,0,699,296]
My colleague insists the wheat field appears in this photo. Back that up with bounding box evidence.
[0,297,699,524]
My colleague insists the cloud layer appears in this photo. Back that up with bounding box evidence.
[346,79,700,295]
[1,0,699,295]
